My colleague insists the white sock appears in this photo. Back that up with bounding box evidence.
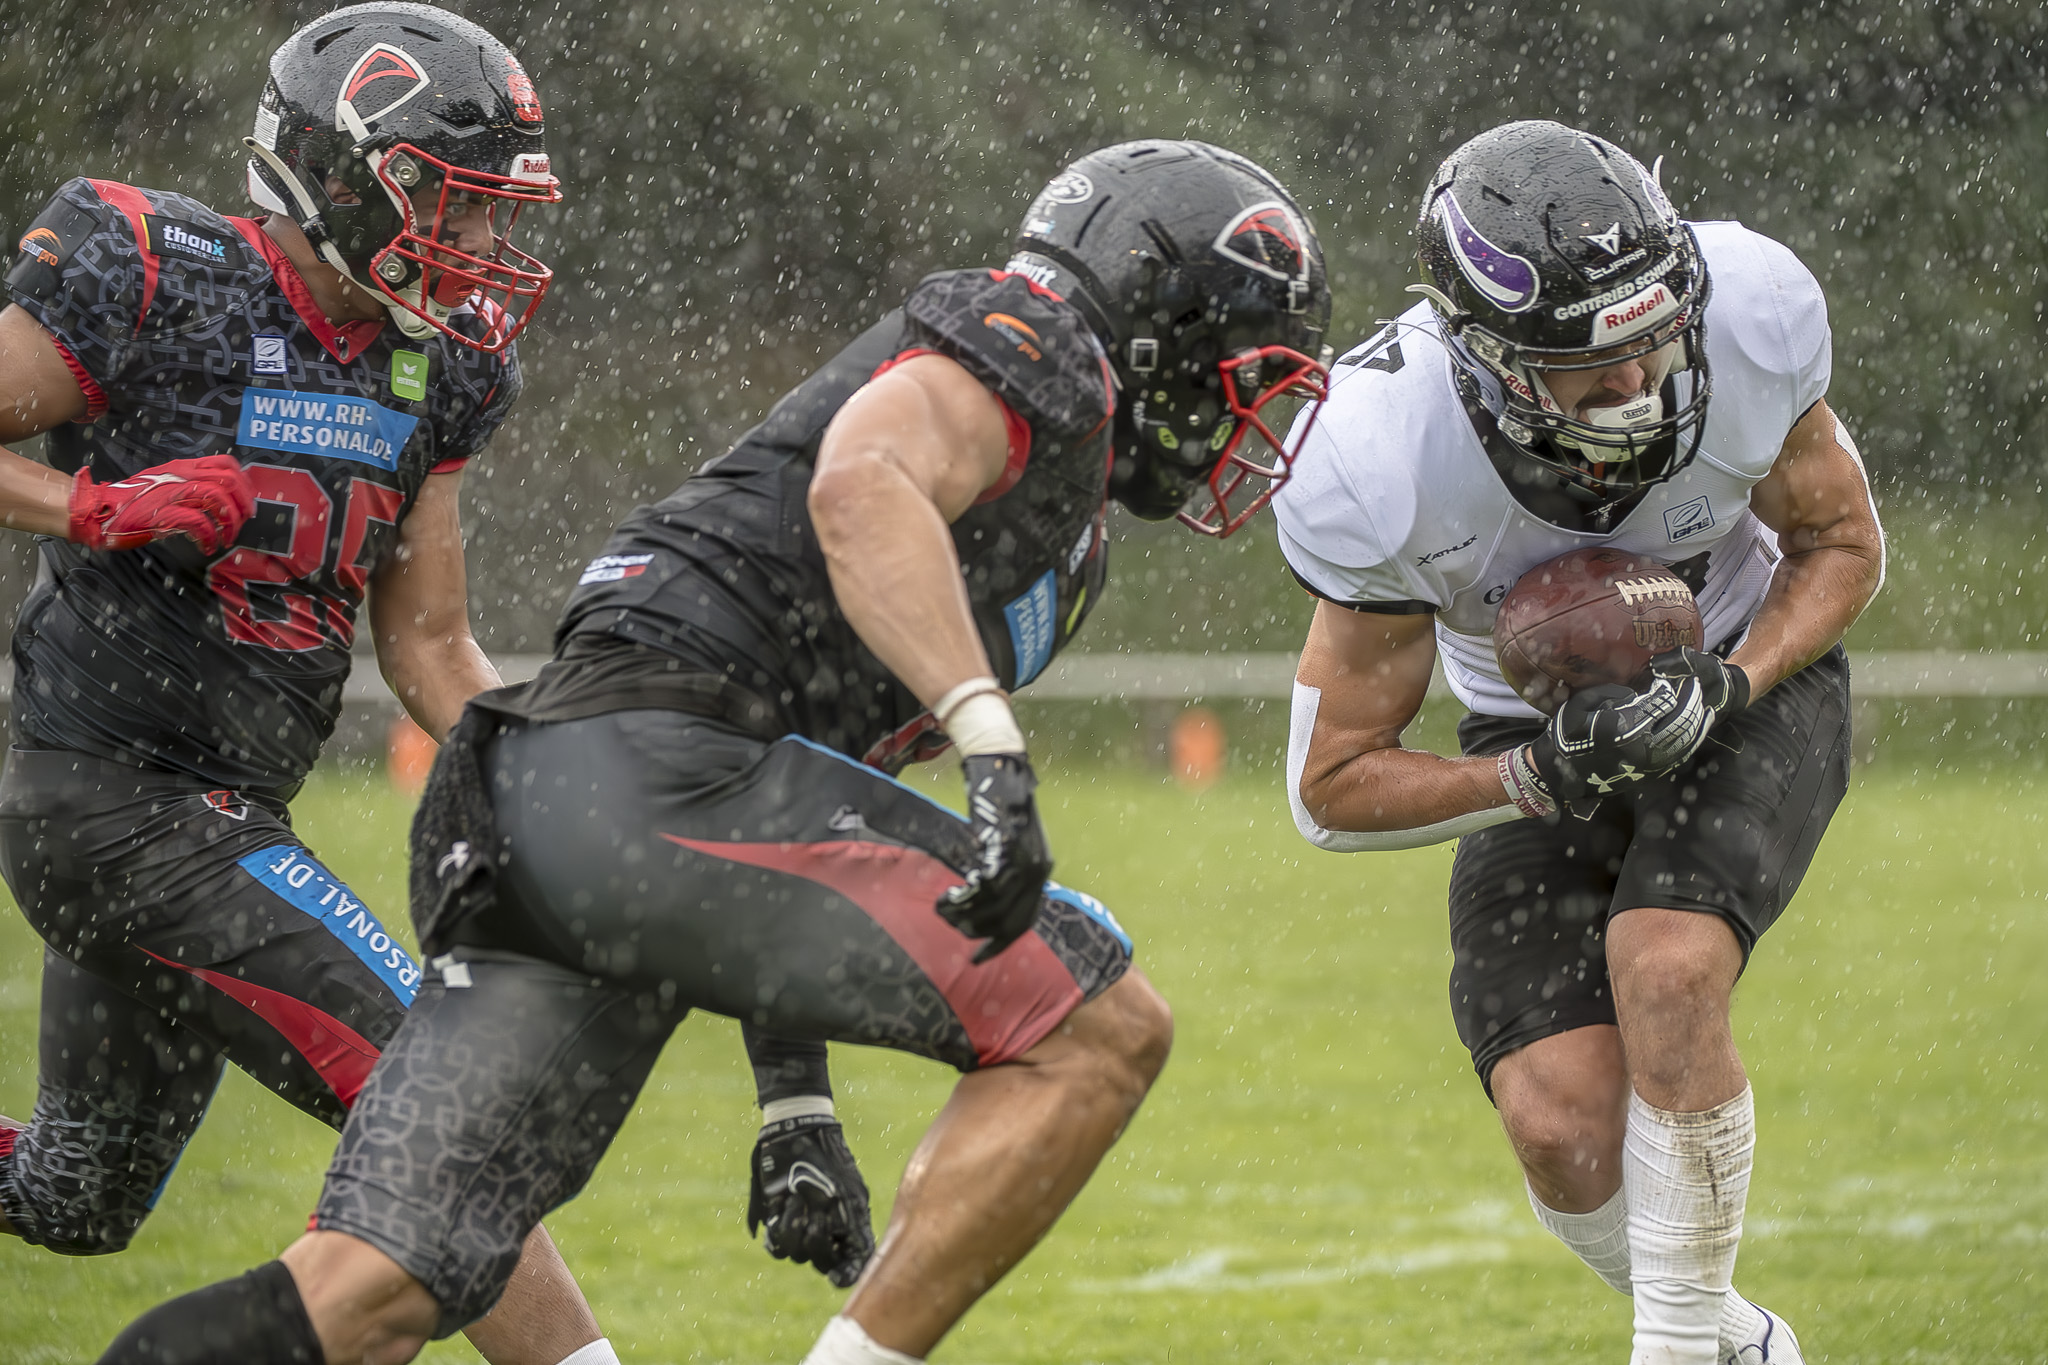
[1527,1182,1633,1295]
[556,1341,621,1365]
[1523,1182,1772,1354]
[801,1315,923,1365]
[1624,1087,1755,1365]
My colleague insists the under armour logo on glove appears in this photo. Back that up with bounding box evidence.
[1523,676,1714,815]
[68,454,256,554]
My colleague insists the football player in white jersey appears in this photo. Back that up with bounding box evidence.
[1275,121,1884,1364]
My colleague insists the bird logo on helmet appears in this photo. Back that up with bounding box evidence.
[242,2,562,354]
[1410,120,1714,509]
[1005,141,1334,537]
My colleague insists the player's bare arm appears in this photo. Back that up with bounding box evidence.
[0,304,100,533]
[809,352,1012,706]
[0,302,252,548]
[1726,396,1885,696]
[1294,604,1511,834]
[368,469,502,739]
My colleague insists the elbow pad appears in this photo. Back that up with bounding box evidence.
[1287,680,1521,853]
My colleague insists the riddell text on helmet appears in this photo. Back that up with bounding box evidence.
[1588,281,1677,345]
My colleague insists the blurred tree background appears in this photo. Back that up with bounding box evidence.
[2,0,2045,656]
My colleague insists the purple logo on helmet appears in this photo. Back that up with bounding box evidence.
[1438,192,1540,313]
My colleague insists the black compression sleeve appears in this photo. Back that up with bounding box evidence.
[98,1260,321,1364]
[742,1024,833,1105]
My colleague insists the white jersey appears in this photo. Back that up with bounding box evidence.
[1275,220,1831,718]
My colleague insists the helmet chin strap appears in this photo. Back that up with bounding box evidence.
[244,135,441,336]
[244,137,359,283]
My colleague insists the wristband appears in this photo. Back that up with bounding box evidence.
[944,692,1026,756]
[932,675,1003,727]
[1498,746,1557,819]
[934,675,1025,756]
[762,1094,835,1125]
[1724,663,1752,716]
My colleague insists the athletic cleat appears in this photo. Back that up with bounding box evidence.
[1724,1300,1804,1365]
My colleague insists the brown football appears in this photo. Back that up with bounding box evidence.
[1493,548,1703,715]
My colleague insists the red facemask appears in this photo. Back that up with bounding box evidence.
[365,143,562,354]
[1178,345,1331,537]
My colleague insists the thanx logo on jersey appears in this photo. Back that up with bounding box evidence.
[142,215,231,264]
[237,389,420,471]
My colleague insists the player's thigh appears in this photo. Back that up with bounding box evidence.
[1614,644,1853,956]
[2,949,228,1254]
[315,954,676,1339]
[1448,711,1633,1096]
[478,710,1135,1071]
[0,750,420,1127]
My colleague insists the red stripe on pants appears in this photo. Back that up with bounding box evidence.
[662,835,1081,1066]
[135,947,381,1107]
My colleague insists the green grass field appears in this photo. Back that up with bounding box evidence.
[2,760,2043,1362]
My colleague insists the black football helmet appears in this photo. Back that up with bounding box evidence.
[243,2,561,352]
[1413,120,1712,506]
[1006,141,1333,536]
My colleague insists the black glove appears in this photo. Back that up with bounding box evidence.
[1525,676,1713,811]
[1650,646,1750,724]
[937,753,1051,963]
[747,1112,874,1288]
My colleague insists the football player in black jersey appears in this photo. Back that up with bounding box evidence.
[0,7,621,1364]
[101,142,1334,1365]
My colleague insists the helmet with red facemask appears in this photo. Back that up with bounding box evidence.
[1006,141,1333,537]
[242,2,560,353]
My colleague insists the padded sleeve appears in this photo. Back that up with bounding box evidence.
[3,178,148,396]
[439,350,524,467]
[902,269,1113,449]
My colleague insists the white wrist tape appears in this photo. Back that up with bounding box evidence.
[762,1094,835,1125]
[935,677,1025,756]
[933,675,1003,725]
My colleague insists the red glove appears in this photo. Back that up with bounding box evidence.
[68,455,256,555]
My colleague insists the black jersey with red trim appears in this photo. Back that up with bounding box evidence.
[558,269,1114,771]
[2,178,519,790]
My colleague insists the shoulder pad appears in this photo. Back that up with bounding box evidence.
[5,179,114,304]
[904,269,1112,445]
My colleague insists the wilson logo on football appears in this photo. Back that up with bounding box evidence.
[1214,202,1310,288]
[336,44,430,134]
[17,228,60,267]
[983,312,1043,362]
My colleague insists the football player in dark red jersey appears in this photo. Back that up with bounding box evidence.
[100,141,1334,1365]
[0,7,622,1364]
